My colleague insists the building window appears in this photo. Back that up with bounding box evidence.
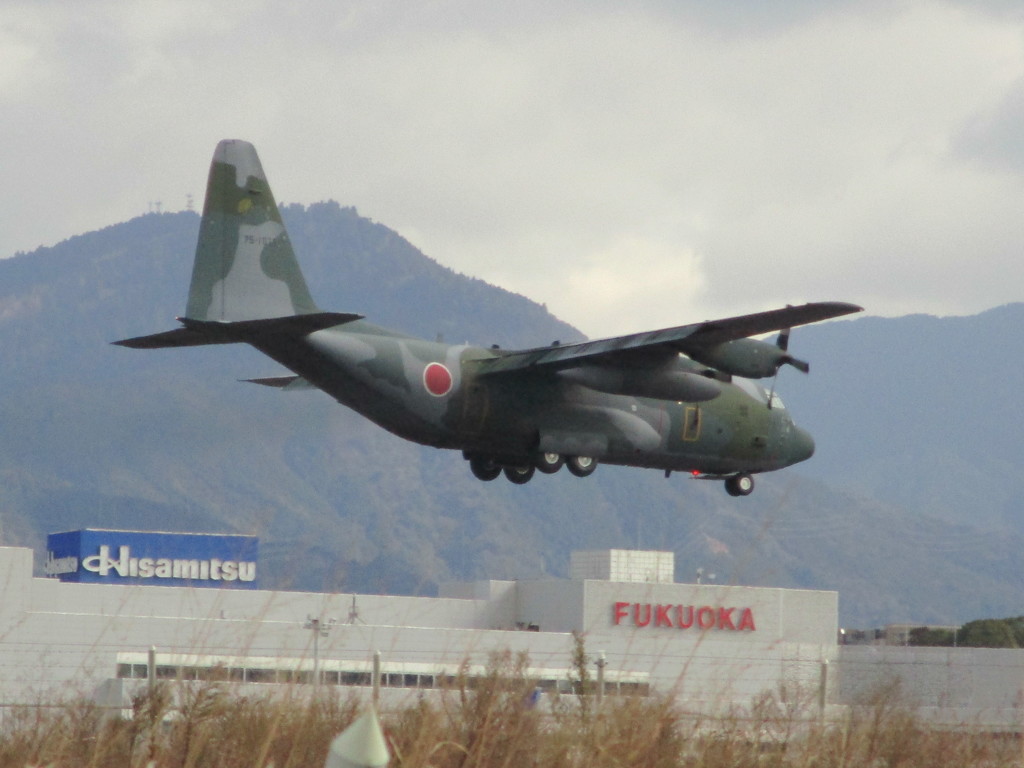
[341,671,371,686]
[246,668,276,684]
[156,665,180,680]
[115,654,649,698]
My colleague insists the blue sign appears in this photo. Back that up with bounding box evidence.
[45,529,259,589]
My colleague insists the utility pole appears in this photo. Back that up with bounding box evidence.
[372,650,381,707]
[304,616,336,685]
[595,651,607,707]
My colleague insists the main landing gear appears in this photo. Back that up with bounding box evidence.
[468,454,754,495]
[467,453,597,484]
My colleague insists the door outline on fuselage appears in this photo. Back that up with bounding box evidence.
[461,381,490,435]
[682,405,702,442]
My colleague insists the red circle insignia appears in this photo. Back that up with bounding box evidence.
[423,362,453,396]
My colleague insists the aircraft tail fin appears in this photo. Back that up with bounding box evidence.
[184,139,319,322]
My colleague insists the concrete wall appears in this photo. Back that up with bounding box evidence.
[837,646,1024,730]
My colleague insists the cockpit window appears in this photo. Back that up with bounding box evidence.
[734,378,763,402]
[735,379,787,409]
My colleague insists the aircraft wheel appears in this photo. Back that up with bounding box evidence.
[566,455,597,478]
[725,473,754,497]
[469,457,501,481]
[504,465,536,484]
[535,452,564,474]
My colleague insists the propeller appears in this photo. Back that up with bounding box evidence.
[767,327,809,409]
[775,327,809,374]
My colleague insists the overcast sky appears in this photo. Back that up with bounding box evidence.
[3,1,1023,337]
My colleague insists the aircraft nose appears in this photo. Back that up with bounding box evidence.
[792,426,815,463]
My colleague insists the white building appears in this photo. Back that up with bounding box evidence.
[0,544,839,715]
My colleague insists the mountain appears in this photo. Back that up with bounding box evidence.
[1,204,1022,628]
[783,307,1024,533]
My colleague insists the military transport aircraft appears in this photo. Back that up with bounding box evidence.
[116,140,861,496]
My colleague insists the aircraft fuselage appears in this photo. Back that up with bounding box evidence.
[250,319,815,479]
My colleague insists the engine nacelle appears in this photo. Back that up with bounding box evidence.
[687,338,808,379]
[558,365,722,402]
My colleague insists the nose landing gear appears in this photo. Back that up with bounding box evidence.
[725,473,754,497]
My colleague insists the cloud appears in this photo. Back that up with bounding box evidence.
[956,76,1024,175]
[2,1,1024,336]
[561,239,708,337]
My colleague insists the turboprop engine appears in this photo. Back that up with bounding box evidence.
[558,364,723,402]
[687,335,809,379]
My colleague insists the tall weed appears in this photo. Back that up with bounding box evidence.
[0,661,1018,767]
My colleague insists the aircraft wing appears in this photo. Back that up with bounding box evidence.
[477,301,862,375]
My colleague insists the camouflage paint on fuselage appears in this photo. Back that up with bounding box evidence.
[249,315,814,476]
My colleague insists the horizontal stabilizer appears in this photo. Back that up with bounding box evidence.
[114,311,362,349]
[112,327,232,349]
[242,375,314,390]
[179,312,363,340]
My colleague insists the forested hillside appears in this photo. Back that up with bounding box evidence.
[1,205,1022,627]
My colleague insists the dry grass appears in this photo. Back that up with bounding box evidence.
[1,656,1021,768]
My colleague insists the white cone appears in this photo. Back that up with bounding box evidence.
[325,707,389,768]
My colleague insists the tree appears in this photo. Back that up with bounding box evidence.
[958,618,1019,648]
[907,626,954,647]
